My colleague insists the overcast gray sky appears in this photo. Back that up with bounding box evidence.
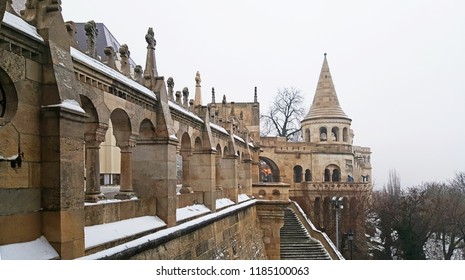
[57,0,465,189]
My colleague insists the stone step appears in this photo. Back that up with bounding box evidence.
[280,208,331,260]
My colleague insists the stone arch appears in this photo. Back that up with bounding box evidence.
[194,137,202,150]
[138,119,156,141]
[272,189,280,196]
[343,127,349,142]
[223,146,229,157]
[110,108,132,145]
[331,127,339,142]
[259,157,280,182]
[305,169,312,181]
[319,127,327,142]
[0,68,18,125]
[293,165,303,182]
[324,168,331,182]
[325,164,341,182]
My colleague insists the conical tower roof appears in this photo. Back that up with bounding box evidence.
[303,54,350,121]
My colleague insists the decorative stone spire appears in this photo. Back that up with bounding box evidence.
[182,87,189,108]
[167,77,175,101]
[84,20,98,59]
[211,87,216,103]
[254,86,258,103]
[144,27,158,79]
[194,71,202,106]
[103,46,117,70]
[303,53,350,121]
[119,44,131,77]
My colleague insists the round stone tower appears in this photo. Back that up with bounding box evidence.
[301,54,352,145]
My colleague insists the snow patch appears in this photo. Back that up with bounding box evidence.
[42,99,86,114]
[209,122,229,135]
[238,194,251,202]
[78,199,256,260]
[168,101,204,123]
[2,12,44,43]
[0,154,18,161]
[85,216,166,249]
[70,47,157,101]
[216,198,235,210]
[0,236,58,260]
[176,204,211,222]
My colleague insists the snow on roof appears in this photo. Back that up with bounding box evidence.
[85,216,166,250]
[233,135,246,144]
[0,236,58,260]
[78,199,256,260]
[168,100,204,123]
[41,99,86,114]
[176,204,211,222]
[2,12,44,43]
[238,194,252,203]
[209,122,229,135]
[216,198,235,210]
[70,47,157,101]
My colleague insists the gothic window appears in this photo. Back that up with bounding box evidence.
[305,169,312,181]
[293,165,303,182]
[0,84,5,118]
[320,127,327,142]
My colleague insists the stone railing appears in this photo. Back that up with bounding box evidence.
[252,182,290,201]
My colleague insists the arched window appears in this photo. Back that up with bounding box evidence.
[305,169,312,181]
[294,165,303,182]
[331,127,339,142]
[343,127,349,142]
[305,128,311,143]
[320,127,327,142]
[332,169,341,182]
[324,169,331,182]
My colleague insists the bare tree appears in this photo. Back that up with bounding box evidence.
[260,87,305,141]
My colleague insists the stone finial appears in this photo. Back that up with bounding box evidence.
[230,101,235,116]
[167,77,175,101]
[175,91,182,104]
[211,87,216,103]
[240,110,244,120]
[144,27,158,81]
[182,87,189,108]
[222,94,226,105]
[194,71,202,106]
[189,99,194,111]
[134,65,143,83]
[21,0,62,27]
[84,20,98,59]
[65,21,79,49]
[103,46,117,70]
[119,44,131,77]
[145,27,156,49]
[254,86,258,103]
[195,71,201,86]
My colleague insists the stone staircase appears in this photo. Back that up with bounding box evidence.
[280,208,331,260]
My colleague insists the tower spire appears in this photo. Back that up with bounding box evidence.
[303,53,350,121]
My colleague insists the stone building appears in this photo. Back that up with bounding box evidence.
[0,0,369,260]
[259,54,372,258]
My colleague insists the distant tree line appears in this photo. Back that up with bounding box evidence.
[369,170,465,260]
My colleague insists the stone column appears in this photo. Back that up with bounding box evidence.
[114,139,137,200]
[240,157,253,196]
[84,127,107,202]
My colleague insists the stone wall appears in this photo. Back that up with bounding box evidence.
[127,204,267,260]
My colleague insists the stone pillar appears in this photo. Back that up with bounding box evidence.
[218,155,238,204]
[114,139,137,200]
[251,151,260,184]
[190,151,216,212]
[256,202,288,260]
[133,138,178,227]
[84,126,107,202]
[84,139,104,202]
[41,107,86,259]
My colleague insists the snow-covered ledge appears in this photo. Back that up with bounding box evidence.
[0,236,59,260]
